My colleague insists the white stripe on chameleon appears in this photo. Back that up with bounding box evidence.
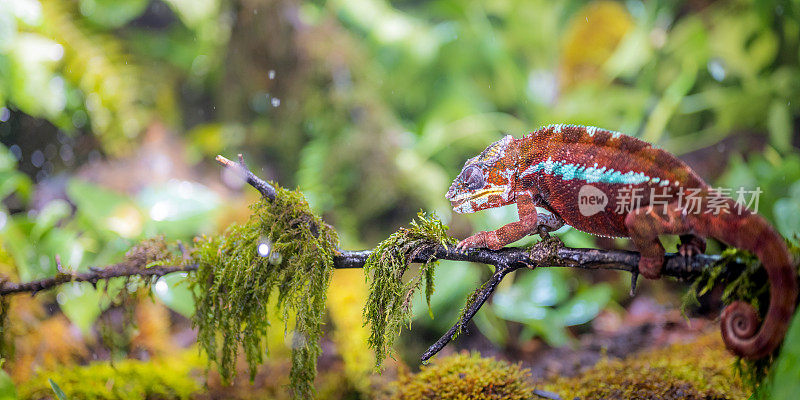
[586,126,597,137]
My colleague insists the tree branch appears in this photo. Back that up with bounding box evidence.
[0,154,726,361]
[0,263,197,296]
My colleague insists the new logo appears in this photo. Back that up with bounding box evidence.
[578,185,608,216]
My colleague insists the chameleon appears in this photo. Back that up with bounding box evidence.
[446,124,798,359]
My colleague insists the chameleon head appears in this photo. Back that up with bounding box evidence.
[446,135,517,214]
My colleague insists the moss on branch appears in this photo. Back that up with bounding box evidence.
[190,184,338,398]
[362,212,456,367]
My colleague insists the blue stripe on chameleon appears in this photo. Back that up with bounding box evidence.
[525,157,660,185]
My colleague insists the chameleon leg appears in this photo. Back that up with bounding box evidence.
[456,192,540,251]
[678,234,706,257]
[624,203,693,279]
[535,209,564,237]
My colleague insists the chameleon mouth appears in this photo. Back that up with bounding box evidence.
[449,188,505,207]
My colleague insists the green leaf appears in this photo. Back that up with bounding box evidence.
[67,179,138,235]
[490,268,570,325]
[79,0,149,29]
[492,290,549,322]
[137,181,221,239]
[764,309,800,400]
[514,268,569,307]
[774,197,800,238]
[0,170,31,201]
[473,308,508,347]
[161,0,219,29]
[153,272,196,318]
[523,318,572,347]
[57,282,105,335]
[0,368,17,400]
[411,261,480,332]
[48,379,67,400]
[0,144,16,171]
[30,199,71,241]
[556,284,612,326]
[767,100,792,153]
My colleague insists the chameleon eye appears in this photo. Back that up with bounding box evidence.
[464,166,484,190]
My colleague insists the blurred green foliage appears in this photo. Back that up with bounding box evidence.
[1,0,800,394]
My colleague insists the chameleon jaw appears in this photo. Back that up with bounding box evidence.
[449,187,505,213]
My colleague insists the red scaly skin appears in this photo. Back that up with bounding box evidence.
[446,124,798,359]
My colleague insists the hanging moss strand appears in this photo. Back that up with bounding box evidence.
[362,212,456,368]
[191,184,338,399]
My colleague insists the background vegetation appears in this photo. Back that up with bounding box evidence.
[0,0,799,398]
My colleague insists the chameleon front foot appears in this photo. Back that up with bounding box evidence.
[678,235,706,257]
[637,255,664,280]
[455,231,502,252]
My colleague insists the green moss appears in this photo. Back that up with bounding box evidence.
[384,351,533,400]
[17,350,204,400]
[543,334,748,400]
[123,236,177,267]
[362,212,456,367]
[0,296,9,360]
[191,184,338,399]
[682,239,800,385]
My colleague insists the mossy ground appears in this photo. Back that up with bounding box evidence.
[383,351,533,400]
[542,333,748,400]
[17,350,205,400]
[14,346,366,400]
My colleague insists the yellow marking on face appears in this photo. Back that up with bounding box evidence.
[451,187,505,202]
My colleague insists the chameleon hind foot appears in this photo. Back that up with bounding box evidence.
[678,234,706,257]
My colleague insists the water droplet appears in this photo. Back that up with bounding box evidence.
[271,97,281,107]
[50,43,64,62]
[0,107,9,122]
[268,251,282,265]
[154,279,169,296]
[707,59,726,82]
[150,201,174,221]
[72,110,87,128]
[88,150,101,164]
[9,145,21,161]
[31,150,45,168]
[45,143,57,159]
[0,211,7,230]
[60,145,74,162]
[268,70,275,80]
[257,240,271,257]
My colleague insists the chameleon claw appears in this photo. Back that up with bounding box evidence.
[537,225,551,239]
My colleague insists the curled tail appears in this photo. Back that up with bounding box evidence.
[705,205,798,359]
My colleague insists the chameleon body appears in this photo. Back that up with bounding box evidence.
[446,124,798,359]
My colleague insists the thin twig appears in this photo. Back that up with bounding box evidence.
[0,263,197,295]
[215,155,276,200]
